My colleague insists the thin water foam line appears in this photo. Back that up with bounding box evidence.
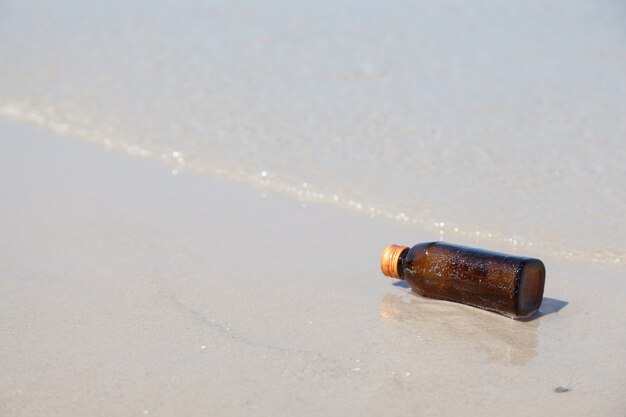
[1,99,622,268]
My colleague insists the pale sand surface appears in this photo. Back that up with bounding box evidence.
[1,120,625,416]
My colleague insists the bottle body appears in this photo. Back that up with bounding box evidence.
[385,242,545,318]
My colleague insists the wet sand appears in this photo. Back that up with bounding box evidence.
[1,120,625,416]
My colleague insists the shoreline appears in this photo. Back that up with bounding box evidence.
[1,104,621,268]
[1,119,625,417]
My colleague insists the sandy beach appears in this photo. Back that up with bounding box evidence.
[2,0,626,415]
[1,120,624,416]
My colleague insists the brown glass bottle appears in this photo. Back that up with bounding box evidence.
[380,242,545,318]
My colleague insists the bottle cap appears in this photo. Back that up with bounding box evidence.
[380,244,409,279]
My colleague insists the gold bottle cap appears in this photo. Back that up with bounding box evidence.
[380,244,409,279]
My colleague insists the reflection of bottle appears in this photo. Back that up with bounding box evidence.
[380,242,545,318]
[379,293,539,366]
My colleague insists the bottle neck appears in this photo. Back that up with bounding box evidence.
[397,248,408,279]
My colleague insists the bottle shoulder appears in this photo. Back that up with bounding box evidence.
[407,241,438,260]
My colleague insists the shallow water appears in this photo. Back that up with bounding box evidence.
[1,0,625,265]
